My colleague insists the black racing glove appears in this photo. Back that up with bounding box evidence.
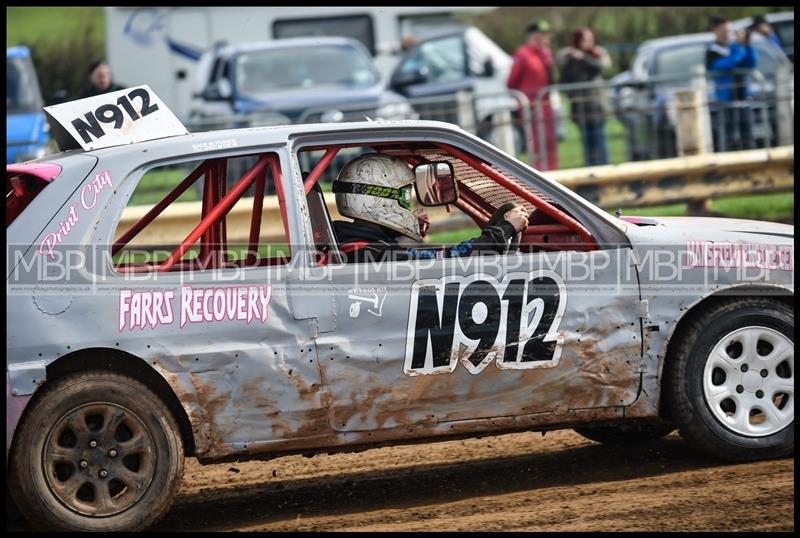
[485,202,521,241]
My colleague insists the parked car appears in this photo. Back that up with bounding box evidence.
[189,36,416,125]
[6,46,50,164]
[7,87,793,531]
[388,26,566,156]
[187,36,418,190]
[611,31,793,160]
[733,11,794,62]
[105,6,496,118]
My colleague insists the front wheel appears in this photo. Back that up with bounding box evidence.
[9,370,184,531]
[664,298,794,461]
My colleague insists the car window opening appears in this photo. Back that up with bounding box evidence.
[297,141,597,261]
[113,151,291,273]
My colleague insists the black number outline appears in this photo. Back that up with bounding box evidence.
[403,271,567,376]
[496,270,567,370]
[128,88,159,117]
[94,104,124,129]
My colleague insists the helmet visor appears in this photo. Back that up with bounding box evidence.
[332,181,414,210]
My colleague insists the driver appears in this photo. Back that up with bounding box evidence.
[331,153,529,263]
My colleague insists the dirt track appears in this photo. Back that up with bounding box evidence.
[7,429,794,532]
[162,429,793,531]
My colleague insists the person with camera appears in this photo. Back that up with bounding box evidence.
[705,16,758,152]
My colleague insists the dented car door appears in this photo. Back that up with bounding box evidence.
[313,247,643,433]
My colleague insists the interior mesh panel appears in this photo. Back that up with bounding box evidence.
[414,149,554,214]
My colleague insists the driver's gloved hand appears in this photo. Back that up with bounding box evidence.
[485,202,521,243]
[486,202,520,228]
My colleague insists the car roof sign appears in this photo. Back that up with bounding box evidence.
[43,85,188,152]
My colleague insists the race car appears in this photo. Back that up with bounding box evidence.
[6,86,794,531]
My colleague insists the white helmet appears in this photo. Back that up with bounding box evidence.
[333,153,430,241]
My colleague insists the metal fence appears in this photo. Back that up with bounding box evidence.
[184,90,535,159]
[531,64,794,171]
[183,64,793,175]
[163,66,792,205]
[183,90,537,190]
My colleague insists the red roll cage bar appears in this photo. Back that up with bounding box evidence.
[113,140,596,272]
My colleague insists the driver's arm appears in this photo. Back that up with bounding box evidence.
[405,204,528,259]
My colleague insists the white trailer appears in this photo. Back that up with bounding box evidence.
[105,6,495,120]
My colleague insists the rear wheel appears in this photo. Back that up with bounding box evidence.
[574,423,675,445]
[9,370,184,531]
[665,298,794,461]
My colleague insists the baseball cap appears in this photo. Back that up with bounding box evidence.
[526,20,551,34]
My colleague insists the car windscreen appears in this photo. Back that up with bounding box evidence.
[7,56,44,114]
[234,44,379,95]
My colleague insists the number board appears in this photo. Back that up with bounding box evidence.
[43,85,188,152]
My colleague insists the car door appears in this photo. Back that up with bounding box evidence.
[300,143,644,434]
[87,144,327,451]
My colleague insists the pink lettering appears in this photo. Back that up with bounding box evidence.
[119,289,178,331]
[180,285,272,327]
[39,172,113,258]
[119,290,132,332]
[259,285,272,322]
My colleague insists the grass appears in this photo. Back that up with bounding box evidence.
[129,168,199,207]
[551,91,629,170]
[6,7,105,47]
[710,192,794,222]
[623,192,794,221]
[556,114,628,170]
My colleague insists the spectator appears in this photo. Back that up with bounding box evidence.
[749,14,782,50]
[78,60,124,99]
[705,16,757,152]
[557,27,612,166]
[507,20,558,170]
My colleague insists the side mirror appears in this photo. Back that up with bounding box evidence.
[482,58,495,78]
[413,161,458,206]
[391,66,429,90]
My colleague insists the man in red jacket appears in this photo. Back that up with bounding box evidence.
[507,20,559,171]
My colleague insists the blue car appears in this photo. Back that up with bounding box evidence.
[6,46,50,164]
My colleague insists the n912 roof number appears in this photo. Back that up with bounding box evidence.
[71,88,159,143]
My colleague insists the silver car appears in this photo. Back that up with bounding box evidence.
[6,104,794,531]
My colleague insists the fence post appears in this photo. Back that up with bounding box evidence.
[692,64,714,154]
[534,90,548,170]
[508,89,534,166]
[775,64,794,146]
[675,65,712,157]
[491,110,515,156]
[679,66,714,215]
[455,90,476,134]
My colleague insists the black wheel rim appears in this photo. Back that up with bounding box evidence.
[42,402,156,517]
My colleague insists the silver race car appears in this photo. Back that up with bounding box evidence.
[6,87,793,531]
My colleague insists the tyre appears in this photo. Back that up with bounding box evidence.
[665,298,794,461]
[574,423,675,445]
[9,370,184,531]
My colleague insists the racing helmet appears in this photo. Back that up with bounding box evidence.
[333,153,430,241]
